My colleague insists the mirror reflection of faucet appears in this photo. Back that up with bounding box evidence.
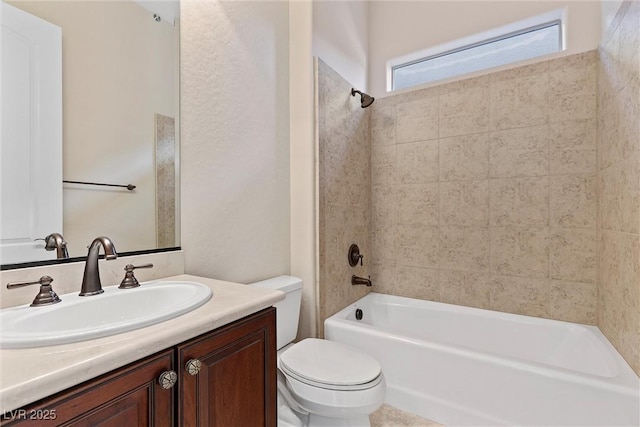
[35,233,69,259]
[79,237,117,296]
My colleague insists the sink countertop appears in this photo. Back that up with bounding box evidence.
[0,274,284,413]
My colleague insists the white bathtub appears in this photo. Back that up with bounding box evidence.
[324,293,640,426]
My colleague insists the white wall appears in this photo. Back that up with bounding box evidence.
[312,0,369,91]
[290,1,317,340]
[369,1,602,97]
[180,0,291,283]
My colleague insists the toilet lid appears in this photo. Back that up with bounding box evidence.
[279,338,381,388]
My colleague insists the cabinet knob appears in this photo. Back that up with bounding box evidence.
[158,370,177,389]
[185,359,202,376]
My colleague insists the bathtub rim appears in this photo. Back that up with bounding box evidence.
[324,292,640,396]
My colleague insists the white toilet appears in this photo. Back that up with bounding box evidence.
[251,276,386,427]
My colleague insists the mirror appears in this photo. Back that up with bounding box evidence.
[1,0,180,266]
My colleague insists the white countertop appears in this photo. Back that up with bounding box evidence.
[0,274,284,413]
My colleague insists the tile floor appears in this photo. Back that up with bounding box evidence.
[370,404,443,426]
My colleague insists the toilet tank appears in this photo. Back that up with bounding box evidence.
[250,276,302,350]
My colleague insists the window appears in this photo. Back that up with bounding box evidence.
[392,21,562,91]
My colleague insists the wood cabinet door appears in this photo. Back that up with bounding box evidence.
[1,350,175,427]
[177,308,276,427]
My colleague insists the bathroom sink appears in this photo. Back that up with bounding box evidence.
[0,281,212,348]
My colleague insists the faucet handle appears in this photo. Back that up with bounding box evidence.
[6,276,62,307]
[348,244,364,267]
[119,263,154,289]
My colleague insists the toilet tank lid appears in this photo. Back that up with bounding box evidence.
[250,275,302,293]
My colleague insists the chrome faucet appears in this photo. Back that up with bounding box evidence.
[80,236,117,296]
[351,275,372,287]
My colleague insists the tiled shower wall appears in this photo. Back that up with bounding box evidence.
[317,59,371,337]
[156,114,176,248]
[597,0,639,375]
[370,51,598,324]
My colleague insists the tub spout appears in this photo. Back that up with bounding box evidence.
[352,275,372,287]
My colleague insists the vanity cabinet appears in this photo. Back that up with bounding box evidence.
[1,308,276,427]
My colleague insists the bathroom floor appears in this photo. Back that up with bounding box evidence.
[370,404,443,426]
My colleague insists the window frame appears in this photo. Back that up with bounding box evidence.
[390,19,564,91]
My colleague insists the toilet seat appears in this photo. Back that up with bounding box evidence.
[279,338,383,391]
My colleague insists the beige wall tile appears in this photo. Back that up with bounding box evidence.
[397,183,439,226]
[372,226,396,266]
[548,51,597,97]
[317,39,640,359]
[490,275,549,317]
[393,266,440,300]
[598,230,640,373]
[439,133,489,181]
[619,265,640,373]
[599,23,623,95]
[317,59,372,335]
[371,263,395,288]
[371,102,396,147]
[396,140,439,184]
[489,125,549,178]
[550,229,597,283]
[599,160,640,234]
[372,185,396,265]
[550,119,596,175]
[396,97,439,143]
[598,290,622,350]
[598,76,639,172]
[617,77,640,164]
[372,184,396,225]
[549,53,597,124]
[440,180,489,226]
[551,94,596,123]
[551,174,597,228]
[597,80,621,171]
[490,67,549,130]
[396,224,439,268]
[385,86,441,108]
[490,176,549,227]
[440,227,489,272]
[619,326,640,374]
[599,230,640,301]
[490,60,549,82]
[491,227,549,278]
[368,53,601,328]
[439,270,491,309]
[372,144,396,186]
[548,280,597,324]
[439,79,490,138]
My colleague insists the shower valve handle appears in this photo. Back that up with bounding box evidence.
[348,244,364,267]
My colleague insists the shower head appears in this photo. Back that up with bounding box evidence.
[351,88,375,108]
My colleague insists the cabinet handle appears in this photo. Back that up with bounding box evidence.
[185,359,202,376]
[158,370,177,389]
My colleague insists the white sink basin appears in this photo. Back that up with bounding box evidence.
[0,281,212,348]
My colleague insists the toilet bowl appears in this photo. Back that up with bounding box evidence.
[250,276,385,427]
